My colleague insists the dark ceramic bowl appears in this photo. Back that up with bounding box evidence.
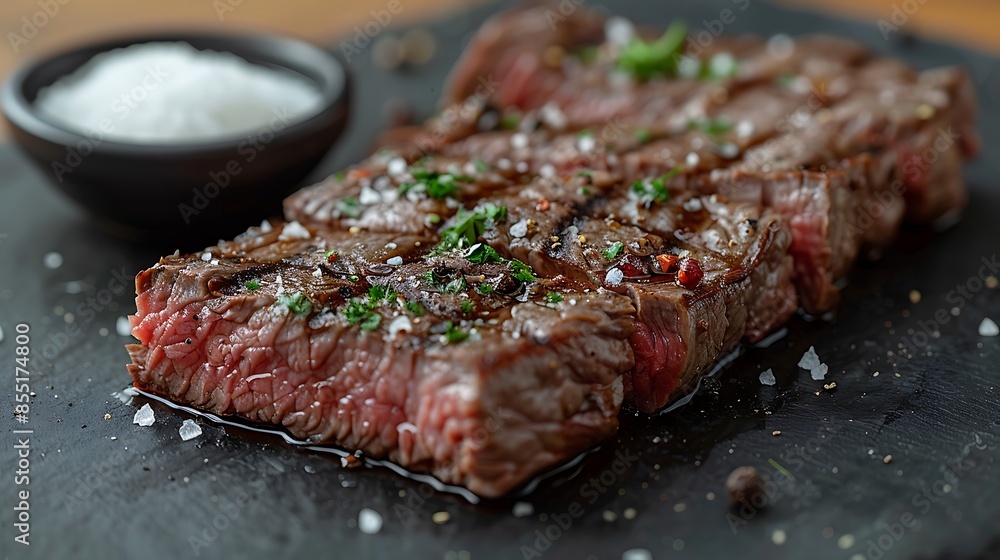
[1,31,350,240]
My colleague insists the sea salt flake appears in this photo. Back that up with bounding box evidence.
[358,508,383,534]
[179,419,202,441]
[359,186,382,205]
[759,369,776,386]
[259,220,273,233]
[605,268,624,286]
[810,363,829,381]
[798,346,822,370]
[509,220,529,238]
[116,316,132,337]
[979,318,999,337]
[43,252,64,269]
[132,404,155,427]
[278,220,311,241]
[201,252,212,261]
[622,549,652,560]
[387,157,407,176]
[512,502,534,517]
[387,256,403,266]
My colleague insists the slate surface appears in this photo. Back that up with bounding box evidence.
[1,1,999,559]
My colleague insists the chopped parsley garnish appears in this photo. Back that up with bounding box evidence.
[476,283,494,295]
[575,45,598,64]
[690,118,733,137]
[545,292,564,304]
[426,213,441,225]
[399,169,467,200]
[617,21,687,81]
[444,277,467,294]
[460,300,474,313]
[578,186,592,196]
[244,279,260,291]
[475,158,490,172]
[276,292,312,316]
[576,169,594,178]
[500,112,521,130]
[348,274,360,282]
[323,250,337,261]
[464,243,504,264]
[603,241,625,261]
[435,204,507,253]
[405,300,425,316]
[342,285,397,331]
[335,197,362,218]
[443,321,470,344]
[333,170,347,180]
[630,166,681,205]
[634,128,651,144]
[577,129,594,138]
[509,259,537,283]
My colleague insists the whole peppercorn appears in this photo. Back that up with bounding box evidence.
[726,466,766,507]
[676,257,704,289]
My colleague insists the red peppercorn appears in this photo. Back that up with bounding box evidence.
[655,253,680,273]
[537,199,551,211]
[327,252,338,263]
[676,257,703,289]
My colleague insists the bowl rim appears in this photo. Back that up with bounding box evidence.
[0,28,350,158]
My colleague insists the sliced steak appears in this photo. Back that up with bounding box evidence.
[126,222,636,498]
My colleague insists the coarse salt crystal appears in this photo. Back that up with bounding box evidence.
[577,135,596,153]
[259,220,273,233]
[798,346,821,370]
[387,256,403,266]
[810,363,829,381]
[278,220,311,241]
[387,157,408,176]
[201,252,212,261]
[179,419,202,441]
[43,252,64,269]
[387,315,412,338]
[622,549,652,560]
[116,316,132,337]
[312,268,323,278]
[358,508,383,534]
[512,502,534,517]
[606,268,624,286]
[979,318,999,337]
[132,404,155,427]
[509,220,529,238]
[359,186,382,205]
[759,369,776,386]
[510,132,529,150]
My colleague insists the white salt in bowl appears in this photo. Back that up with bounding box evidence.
[1,31,350,241]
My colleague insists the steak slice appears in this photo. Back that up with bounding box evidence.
[126,222,636,498]
[288,158,796,413]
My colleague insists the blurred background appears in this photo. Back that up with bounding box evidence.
[1,0,998,85]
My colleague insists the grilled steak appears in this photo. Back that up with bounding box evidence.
[426,5,979,310]
[127,6,977,497]
[127,224,636,497]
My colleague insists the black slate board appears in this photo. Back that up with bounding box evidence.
[2,1,1000,559]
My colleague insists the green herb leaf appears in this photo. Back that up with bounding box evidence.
[443,321,470,344]
[617,21,688,81]
[475,158,490,172]
[630,167,681,205]
[244,280,260,292]
[276,292,312,316]
[460,300,474,313]
[690,118,733,137]
[435,204,507,253]
[444,277,467,294]
[399,169,467,200]
[476,283,494,295]
[603,241,625,261]
[545,291,564,304]
[464,243,504,264]
[405,300,425,316]
[509,259,537,283]
[336,197,362,218]
[634,128,651,144]
[500,113,521,130]
[360,313,381,331]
